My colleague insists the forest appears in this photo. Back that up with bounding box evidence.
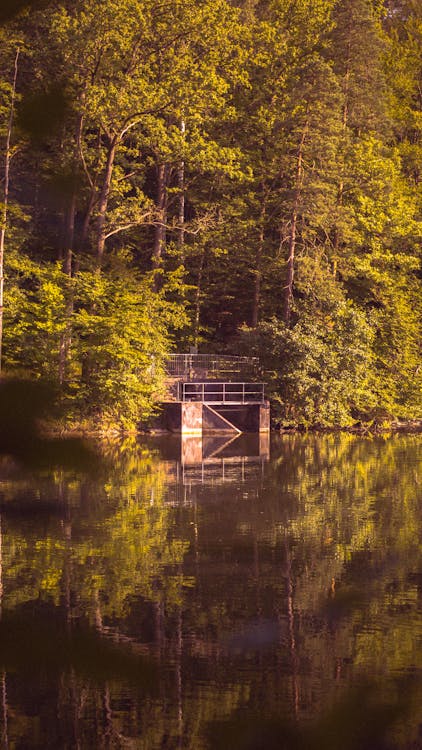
[0,0,421,431]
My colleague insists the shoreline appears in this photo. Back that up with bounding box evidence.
[43,419,422,440]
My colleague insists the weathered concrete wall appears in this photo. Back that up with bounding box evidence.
[159,400,270,434]
[259,402,270,431]
[159,402,203,434]
[211,402,270,432]
[181,402,203,436]
[202,404,241,433]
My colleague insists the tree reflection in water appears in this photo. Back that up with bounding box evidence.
[0,432,420,748]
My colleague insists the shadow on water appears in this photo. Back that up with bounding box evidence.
[206,674,421,750]
[0,603,157,688]
[0,378,97,472]
[0,493,69,518]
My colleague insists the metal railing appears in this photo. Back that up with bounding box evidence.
[166,354,259,380]
[179,382,265,404]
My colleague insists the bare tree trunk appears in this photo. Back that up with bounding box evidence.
[61,113,83,270]
[58,113,86,384]
[193,248,205,348]
[80,189,96,254]
[79,124,101,255]
[332,60,350,278]
[64,194,76,274]
[177,120,186,253]
[0,47,19,374]
[252,187,267,328]
[283,122,308,325]
[283,210,297,325]
[59,191,76,383]
[96,136,118,263]
[153,162,168,268]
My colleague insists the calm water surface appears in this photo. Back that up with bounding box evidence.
[0,432,421,749]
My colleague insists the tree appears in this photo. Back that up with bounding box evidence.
[0,35,22,373]
[0,0,420,427]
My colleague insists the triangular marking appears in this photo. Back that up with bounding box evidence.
[203,404,242,434]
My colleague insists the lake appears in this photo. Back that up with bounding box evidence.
[0,432,420,749]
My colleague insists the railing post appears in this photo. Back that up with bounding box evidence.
[242,383,245,404]
[223,383,225,403]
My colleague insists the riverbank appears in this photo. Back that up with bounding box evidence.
[276,419,422,434]
[42,417,422,439]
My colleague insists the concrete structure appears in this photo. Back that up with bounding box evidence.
[160,354,270,435]
[160,400,270,435]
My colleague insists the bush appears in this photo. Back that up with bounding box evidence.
[236,301,378,427]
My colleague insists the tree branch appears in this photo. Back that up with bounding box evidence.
[104,213,152,239]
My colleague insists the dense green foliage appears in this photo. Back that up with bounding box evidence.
[0,0,420,428]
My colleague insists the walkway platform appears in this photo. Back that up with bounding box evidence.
[161,354,270,435]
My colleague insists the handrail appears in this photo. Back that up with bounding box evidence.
[180,382,265,404]
[166,354,259,379]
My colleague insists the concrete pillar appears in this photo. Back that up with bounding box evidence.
[259,402,270,431]
[181,402,203,436]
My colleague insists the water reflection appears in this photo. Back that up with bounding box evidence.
[0,433,420,748]
[163,433,270,507]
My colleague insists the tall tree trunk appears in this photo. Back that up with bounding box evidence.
[153,162,168,268]
[193,248,205,348]
[0,47,19,374]
[79,123,100,255]
[96,135,118,262]
[283,122,308,325]
[252,187,267,327]
[59,113,85,384]
[80,188,96,255]
[63,193,76,275]
[283,209,297,325]
[58,194,76,384]
[332,59,350,278]
[177,120,186,253]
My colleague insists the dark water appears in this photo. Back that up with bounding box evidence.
[0,432,421,749]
